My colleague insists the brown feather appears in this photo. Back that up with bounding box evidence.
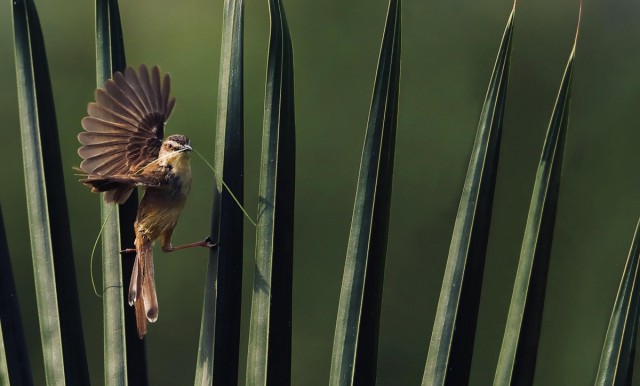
[82,145,126,156]
[105,79,143,117]
[82,176,135,204]
[81,152,128,175]
[125,66,153,113]
[88,102,139,128]
[108,187,135,205]
[79,132,131,146]
[78,142,128,159]
[113,72,148,118]
[80,117,135,135]
[134,295,147,339]
[83,173,166,190]
[128,255,139,306]
[95,89,143,123]
[166,97,176,120]
[142,257,158,322]
[78,65,175,192]
[151,66,163,113]
[139,65,157,112]
[131,228,159,338]
[161,74,171,118]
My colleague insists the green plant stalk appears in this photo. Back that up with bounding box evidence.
[594,218,640,386]
[493,26,576,386]
[96,0,128,384]
[99,0,149,383]
[195,0,244,384]
[246,0,295,384]
[13,0,94,383]
[13,1,65,384]
[0,205,33,386]
[422,5,515,386]
[329,0,401,385]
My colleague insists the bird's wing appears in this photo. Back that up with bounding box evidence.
[78,64,176,176]
[81,169,169,204]
[82,171,169,191]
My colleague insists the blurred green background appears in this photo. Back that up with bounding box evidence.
[1,0,639,385]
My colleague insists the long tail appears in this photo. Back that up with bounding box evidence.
[128,231,158,339]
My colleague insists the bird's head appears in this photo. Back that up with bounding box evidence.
[159,134,192,166]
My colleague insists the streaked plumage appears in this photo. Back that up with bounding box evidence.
[78,65,212,338]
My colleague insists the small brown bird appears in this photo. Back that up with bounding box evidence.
[77,64,214,338]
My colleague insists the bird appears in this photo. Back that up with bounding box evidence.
[77,64,215,338]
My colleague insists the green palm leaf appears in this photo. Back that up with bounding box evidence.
[594,218,640,386]
[195,0,245,384]
[12,0,90,384]
[0,204,33,386]
[246,0,295,384]
[96,1,149,382]
[422,5,515,386]
[329,0,401,384]
[95,0,136,384]
[493,18,578,385]
[11,0,90,385]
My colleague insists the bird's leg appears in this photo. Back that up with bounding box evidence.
[121,221,140,254]
[161,230,217,253]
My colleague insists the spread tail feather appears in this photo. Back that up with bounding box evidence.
[129,231,158,339]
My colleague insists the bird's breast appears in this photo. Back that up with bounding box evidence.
[168,157,192,198]
[135,162,193,239]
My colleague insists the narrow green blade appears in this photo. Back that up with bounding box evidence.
[12,0,91,384]
[246,0,295,384]
[0,205,33,386]
[594,219,640,386]
[422,6,514,386]
[0,328,7,386]
[100,0,149,383]
[195,0,244,384]
[493,22,578,386]
[96,0,132,384]
[329,1,401,384]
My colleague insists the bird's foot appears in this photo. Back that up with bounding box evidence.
[203,236,218,249]
[120,247,136,254]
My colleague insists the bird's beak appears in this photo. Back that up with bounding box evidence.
[183,144,192,152]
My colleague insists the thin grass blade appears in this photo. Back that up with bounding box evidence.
[0,205,33,386]
[329,1,401,385]
[594,218,640,386]
[96,0,135,384]
[246,0,295,384]
[12,0,91,384]
[493,18,578,385]
[195,0,244,384]
[422,5,515,386]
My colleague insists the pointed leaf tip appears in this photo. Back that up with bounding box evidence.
[422,6,514,386]
[573,1,582,55]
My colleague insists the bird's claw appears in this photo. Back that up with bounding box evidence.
[120,248,136,254]
[204,236,218,249]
